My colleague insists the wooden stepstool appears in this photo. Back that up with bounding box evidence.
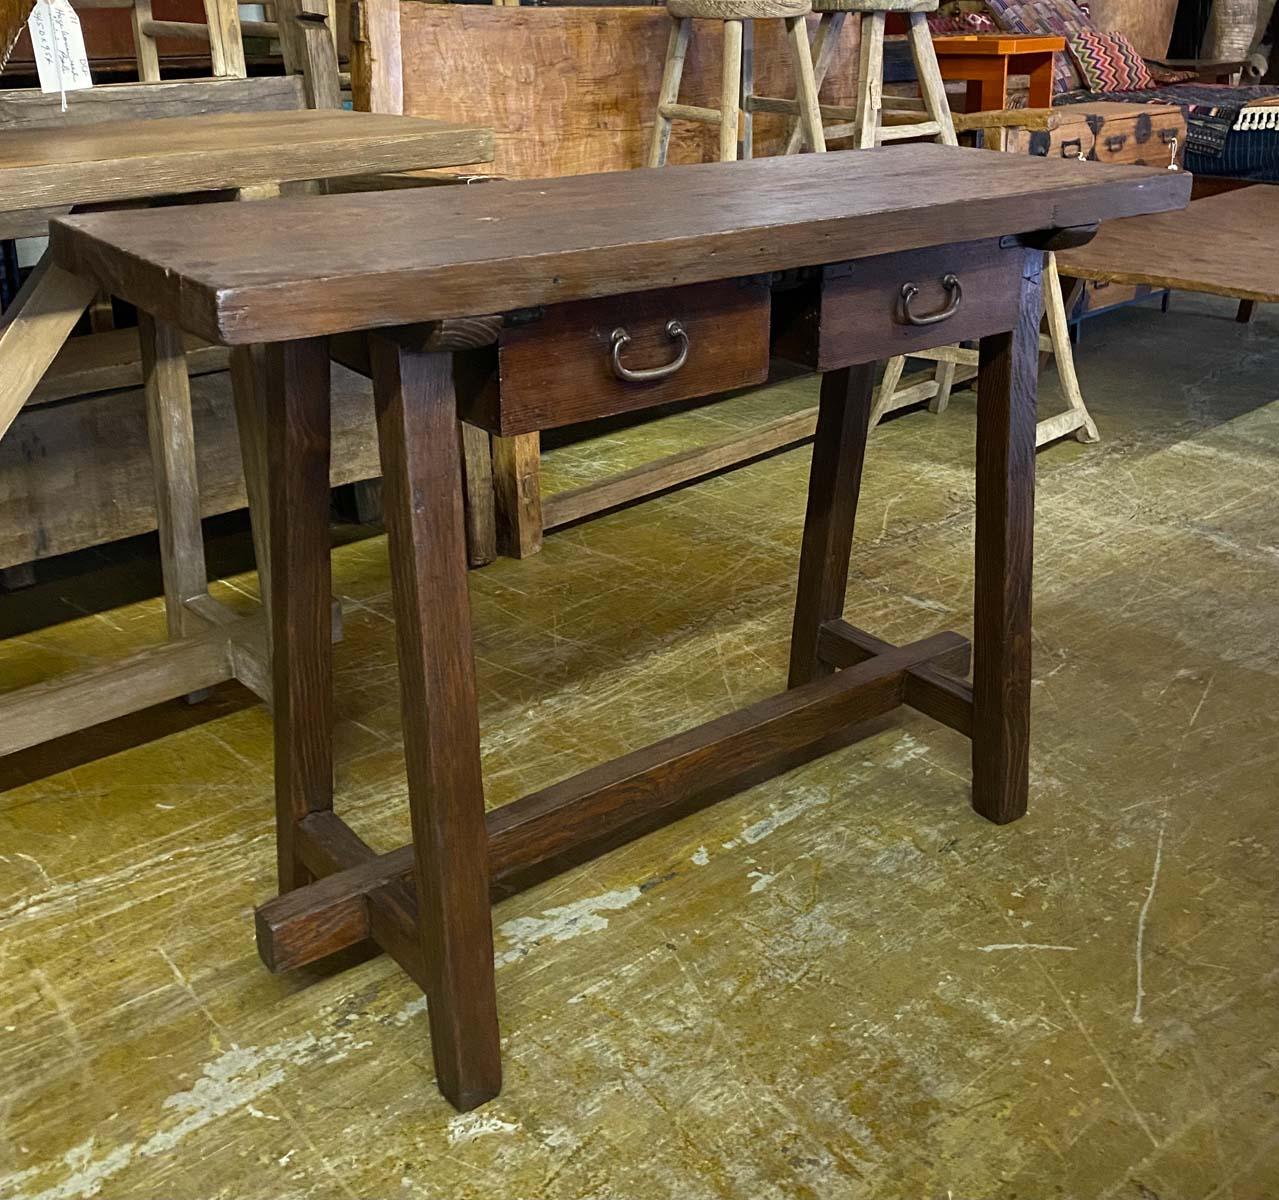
[784,0,957,152]
[648,0,827,165]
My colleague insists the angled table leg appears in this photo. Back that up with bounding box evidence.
[788,363,876,688]
[972,248,1041,825]
[266,338,335,891]
[0,254,97,443]
[369,332,502,1112]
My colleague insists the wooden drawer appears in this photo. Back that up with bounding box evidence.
[463,279,771,436]
[773,238,1024,372]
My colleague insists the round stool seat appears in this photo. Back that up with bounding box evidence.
[810,0,936,12]
[667,0,810,20]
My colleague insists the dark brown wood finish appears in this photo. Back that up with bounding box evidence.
[369,332,502,1112]
[476,280,771,436]
[972,247,1042,825]
[254,629,971,978]
[265,338,334,891]
[50,147,1191,345]
[787,364,876,689]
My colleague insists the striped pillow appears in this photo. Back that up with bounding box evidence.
[1068,29,1157,93]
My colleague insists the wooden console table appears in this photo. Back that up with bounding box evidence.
[0,108,492,757]
[51,145,1189,1111]
[932,33,1064,113]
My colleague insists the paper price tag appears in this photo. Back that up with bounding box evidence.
[28,0,93,108]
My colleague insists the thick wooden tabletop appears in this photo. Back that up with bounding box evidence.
[931,35,1066,56]
[0,109,494,215]
[51,144,1191,345]
[1056,186,1279,304]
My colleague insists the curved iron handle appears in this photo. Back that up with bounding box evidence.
[610,320,689,383]
[900,274,963,327]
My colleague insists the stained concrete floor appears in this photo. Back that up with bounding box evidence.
[1,293,1277,1199]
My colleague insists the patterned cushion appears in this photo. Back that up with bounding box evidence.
[984,0,1096,93]
[927,12,998,33]
[1067,29,1157,93]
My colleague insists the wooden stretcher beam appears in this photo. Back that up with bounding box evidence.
[255,627,971,976]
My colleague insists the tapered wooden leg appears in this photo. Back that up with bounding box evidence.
[265,338,334,891]
[648,16,691,168]
[908,12,958,147]
[972,250,1041,825]
[870,354,906,428]
[786,14,826,153]
[739,18,754,160]
[459,421,497,566]
[230,345,274,638]
[788,364,876,689]
[1236,299,1256,323]
[855,11,885,149]
[720,20,744,163]
[785,12,844,154]
[140,312,208,640]
[493,432,543,558]
[370,334,502,1112]
[929,359,958,415]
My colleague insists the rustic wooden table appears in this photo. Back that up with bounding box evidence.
[51,144,1189,1112]
[0,107,492,759]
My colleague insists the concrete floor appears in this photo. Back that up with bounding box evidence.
[1,293,1277,1199]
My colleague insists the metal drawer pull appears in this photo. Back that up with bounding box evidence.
[610,320,689,383]
[900,274,963,327]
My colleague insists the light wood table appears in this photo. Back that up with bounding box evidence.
[52,145,1188,1111]
[932,34,1065,113]
[0,107,492,758]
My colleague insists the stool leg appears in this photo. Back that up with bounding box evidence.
[928,359,958,415]
[493,432,544,558]
[785,11,844,155]
[369,334,502,1112]
[739,19,754,160]
[869,354,906,428]
[720,19,744,162]
[786,14,826,153]
[140,312,208,641]
[907,11,957,146]
[788,363,876,688]
[648,16,692,168]
[972,249,1040,825]
[1041,253,1099,445]
[855,11,885,149]
[264,337,334,892]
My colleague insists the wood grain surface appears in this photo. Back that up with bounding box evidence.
[51,146,1191,345]
[0,108,494,213]
[1056,187,1279,304]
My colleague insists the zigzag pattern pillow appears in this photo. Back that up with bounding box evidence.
[1068,29,1157,93]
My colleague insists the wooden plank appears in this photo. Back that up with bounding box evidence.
[1,109,494,214]
[1056,188,1279,304]
[370,334,501,1112]
[51,147,1192,346]
[0,625,237,757]
[972,247,1041,826]
[277,0,342,110]
[255,629,969,976]
[349,0,403,115]
[0,76,307,130]
[29,328,229,407]
[0,366,380,571]
[388,5,858,178]
[542,403,819,532]
[0,257,97,443]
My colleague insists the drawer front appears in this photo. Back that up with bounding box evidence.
[488,280,770,435]
[813,238,1024,370]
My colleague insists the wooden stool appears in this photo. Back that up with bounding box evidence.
[784,0,957,153]
[648,0,827,165]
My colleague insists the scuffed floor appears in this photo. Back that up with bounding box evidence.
[1,293,1277,1199]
